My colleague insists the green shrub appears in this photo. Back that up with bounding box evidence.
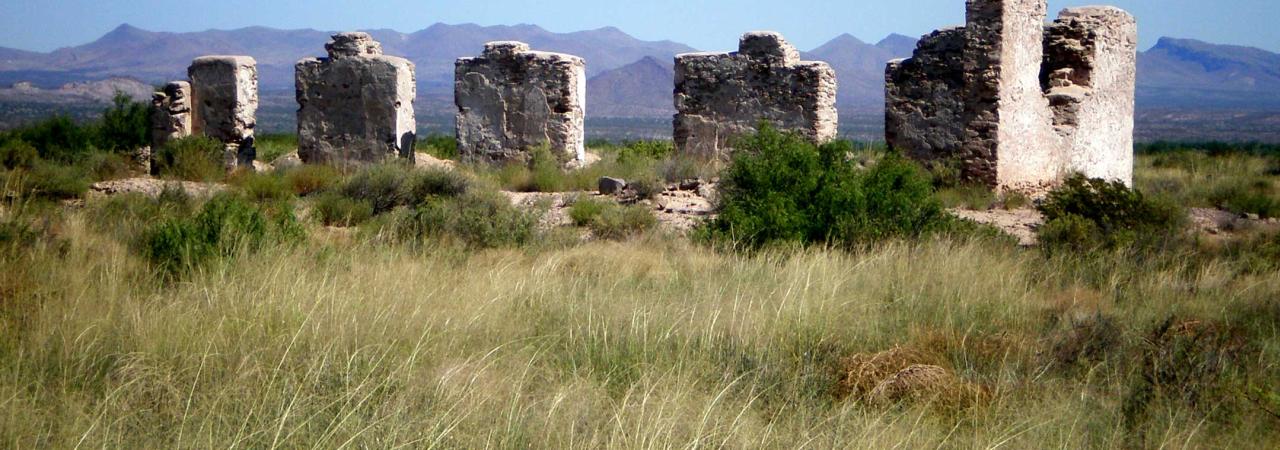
[1038,174,1186,251]
[340,163,416,214]
[704,126,953,249]
[95,93,149,152]
[283,164,341,196]
[255,134,297,163]
[6,115,97,163]
[420,134,458,160]
[88,187,193,237]
[589,204,658,240]
[409,167,472,200]
[569,197,611,226]
[141,193,300,277]
[618,140,674,164]
[629,176,666,200]
[154,136,226,182]
[1208,180,1280,219]
[312,192,374,227]
[235,172,294,203]
[27,162,91,200]
[404,190,537,248]
[0,139,38,169]
[936,184,997,210]
[81,151,135,181]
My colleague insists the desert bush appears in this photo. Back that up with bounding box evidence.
[936,184,997,210]
[617,140,674,164]
[312,192,374,227]
[81,151,136,181]
[88,187,193,238]
[153,136,226,182]
[420,134,458,160]
[402,190,538,248]
[0,139,38,170]
[141,193,301,277]
[1038,174,1185,252]
[339,163,417,214]
[1208,179,1280,219]
[408,167,472,200]
[704,126,954,249]
[282,164,341,196]
[3,115,97,163]
[255,134,297,164]
[95,93,149,153]
[234,172,294,203]
[26,162,91,200]
[569,197,657,240]
[628,176,666,200]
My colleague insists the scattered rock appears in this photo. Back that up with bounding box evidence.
[271,152,303,171]
[950,208,1044,246]
[598,177,627,195]
[89,178,227,199]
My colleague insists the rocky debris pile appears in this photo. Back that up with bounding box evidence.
[886,0,1137,192]
[674,32,838,160]
[455,42,587,167]
[88,178,227,199]
[296,32,417,165]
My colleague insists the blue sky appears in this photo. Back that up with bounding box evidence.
[2,0,1278,53]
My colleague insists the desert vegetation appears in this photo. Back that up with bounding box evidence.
[1,108,1279,448]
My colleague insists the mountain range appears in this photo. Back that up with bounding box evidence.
[2,23,1280,122]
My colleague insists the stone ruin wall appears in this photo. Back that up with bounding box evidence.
[296,32,417,165]
[674,32,838,160]
[150,56,259,172]
[455,42,586,166]
[885,0,1137,191]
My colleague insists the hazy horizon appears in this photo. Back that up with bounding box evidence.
[3,0,1279,54]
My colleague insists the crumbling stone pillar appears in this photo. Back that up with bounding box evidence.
[150,81,192,155]
[296,32,417,165]
[455,42,586,166]
[885,0,1137,191]
[189,56,259,170]
[1043,7,1138,185]
[673,32,838,160]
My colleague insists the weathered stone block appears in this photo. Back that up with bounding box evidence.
[455,42,586,166]
[674,32,838,160]
[296,32,417,165]
[189,56,259,170]
[885,0,1137,191]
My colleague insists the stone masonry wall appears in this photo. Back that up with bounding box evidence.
[674,32,838,160]
[885,0,1137,191]
[189,56,259,170]
[455,42,586,166]
[296,32,417,165]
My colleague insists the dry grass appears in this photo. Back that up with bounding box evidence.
[0,196,1277,449]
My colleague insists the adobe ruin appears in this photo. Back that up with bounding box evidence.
[885,0,1137,191]
[150,56,259,172]
[673,32,838,160]
[455,41,587,166]
[296,32,417,165]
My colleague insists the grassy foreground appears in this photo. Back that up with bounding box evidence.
[2,208,1278,448]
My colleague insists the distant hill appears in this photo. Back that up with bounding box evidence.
[0,23,696,95]
[587,56,675,118]
[3,23,1280,129]
[1137,37,1280,108]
